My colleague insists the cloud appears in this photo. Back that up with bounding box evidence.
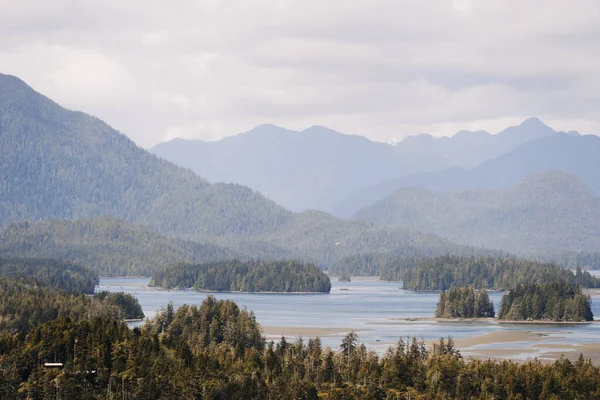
[1,0,599,147]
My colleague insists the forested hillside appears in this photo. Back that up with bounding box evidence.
[354,171,600,255]
[0,73,293,241]
[0,217,236,276]
[150,260,331,292]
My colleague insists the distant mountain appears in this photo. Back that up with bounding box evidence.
[335,133,600,217]
[0,73,486,267]
[393,117,560,168]
[0,73,293,241]
[354,171,600,255]
[151,125,450,212]
[0,217,235,276]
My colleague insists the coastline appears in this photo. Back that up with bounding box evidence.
[392,317,595,325]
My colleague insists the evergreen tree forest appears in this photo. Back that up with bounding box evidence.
[435,287,495,318]
[402,256,599,291]
[498,281,594,322]
[0,258,99,293]
[2,291,600,399]
[150,260,331,292]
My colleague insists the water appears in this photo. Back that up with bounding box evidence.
[97,277,600,359]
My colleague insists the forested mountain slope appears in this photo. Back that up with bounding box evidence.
[0,217,236,276]
[0,73,293,241]
[355,171,600,255]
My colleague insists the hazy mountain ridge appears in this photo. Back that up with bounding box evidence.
[354,171,600,255]
[151,124,442,212]
[153,117,565,214]
[393,117,561,168]
[334,132,600,217]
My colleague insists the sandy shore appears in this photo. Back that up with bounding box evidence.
[261,326,360,338]
[452,330,550,347]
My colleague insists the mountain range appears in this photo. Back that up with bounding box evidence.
[151,118,562,213]
[0,73,485,271]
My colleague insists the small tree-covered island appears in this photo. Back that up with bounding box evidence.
[150,259,332,293]
[498,281,594,322]
[435,286,495,318]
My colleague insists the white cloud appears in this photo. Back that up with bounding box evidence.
[1,0,599,147]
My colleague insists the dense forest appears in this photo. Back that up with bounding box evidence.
[401,256,599,291]
[150,260,331,293]
[498,281,594,322]
[0,258,98,293]
[0,277,143,333]
[2,294,600,398]
[435,287,495,318]
[0,218,235,276]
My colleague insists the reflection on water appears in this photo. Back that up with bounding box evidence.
[97,277,600,357]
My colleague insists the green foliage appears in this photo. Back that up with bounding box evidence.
[150,260,331,292]
[0,278,143,332]
[93,292,145,319]
[435,286,495,318]
[2,292,600,398]
[0,217,236,276]
[402,255,600,291]
[498,281,594,322]
[0,258,98,293]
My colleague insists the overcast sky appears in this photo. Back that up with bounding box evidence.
[2,0,599,147]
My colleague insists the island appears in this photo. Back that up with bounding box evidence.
[435,286,495,318]
[498,281,593,322]
[150,259,331,293]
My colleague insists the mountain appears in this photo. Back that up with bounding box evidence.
[151,125,450,212]
[0,217,236,276]
[393,117,559,168]
[0,73,293,241]
[334,133,600,217]
[354,171,600,255]
[0,73,486,267]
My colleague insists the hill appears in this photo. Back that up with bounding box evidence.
[0,73,293,241]
[354,171,600,255]
[0,217,236,276]
[335,133,600,217]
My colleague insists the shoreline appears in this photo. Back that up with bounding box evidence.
[392,317,595,325]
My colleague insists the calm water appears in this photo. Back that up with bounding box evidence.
[97,277,600,358]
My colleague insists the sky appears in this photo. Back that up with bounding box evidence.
[2,0,599,148]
